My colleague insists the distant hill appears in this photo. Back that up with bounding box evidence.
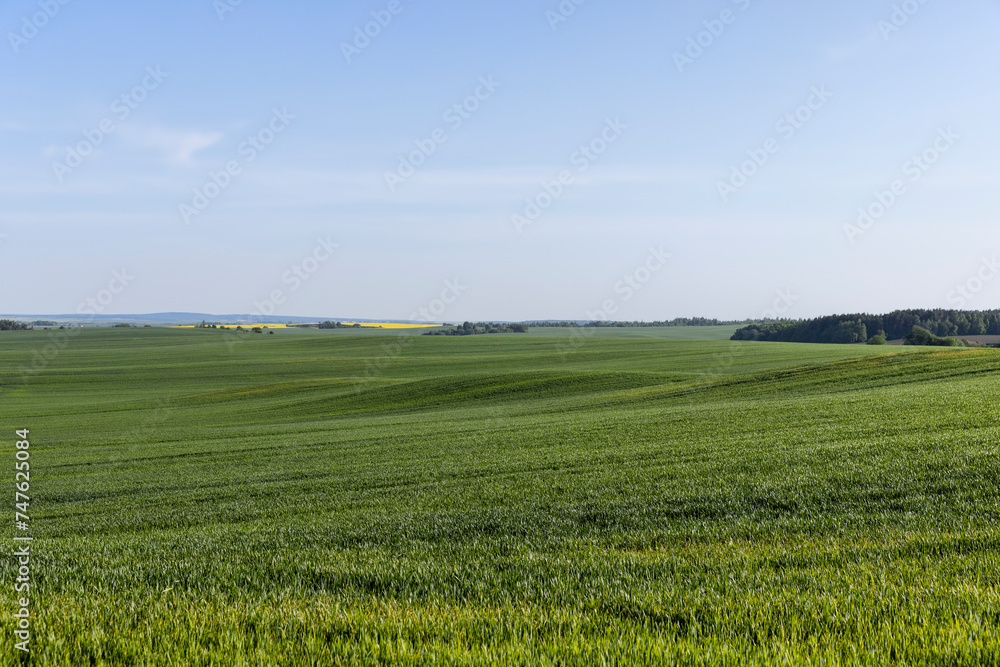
[3,314,765,328]
[0,313,445,326]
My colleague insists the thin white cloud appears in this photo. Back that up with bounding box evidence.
[120,125,224,166]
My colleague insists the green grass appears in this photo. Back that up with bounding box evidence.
[2,329,1000,665]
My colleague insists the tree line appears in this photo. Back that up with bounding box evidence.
[530,318,754,328]
[424,322,529,336]
[317,321,363,329]
[0,320,31,331]
[731,309,1000,344]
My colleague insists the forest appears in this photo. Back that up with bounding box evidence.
[731,309,1000,343]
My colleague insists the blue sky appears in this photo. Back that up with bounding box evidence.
[2,0,999,321]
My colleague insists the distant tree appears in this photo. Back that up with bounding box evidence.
[318,321,360,329]
[970,312,987,335]
[904,326,963,347]
[904,326,934,346]
[424,322,529,336]
[830,320,867,344]
[866,334,887,345]
[0,320,31,331]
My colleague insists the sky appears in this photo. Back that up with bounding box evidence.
[2,0,999,322]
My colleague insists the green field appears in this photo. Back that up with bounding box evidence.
[269,324,741,340]
[3,328,1000,665]
[523,325,742,340]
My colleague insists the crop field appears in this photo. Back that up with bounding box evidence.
[2,328,1000,665]
[524,325,742,340]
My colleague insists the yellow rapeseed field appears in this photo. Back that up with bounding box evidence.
[338,322,442,329]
